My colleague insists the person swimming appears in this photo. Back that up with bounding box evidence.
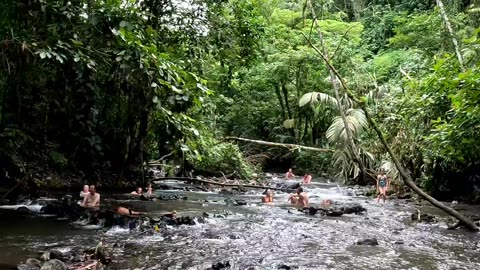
[302,174,312,184]
[115,205,146,216]
[131,187,143,196]
[262,189,274,203]
[288,193,299,205]
[376,168,389,203]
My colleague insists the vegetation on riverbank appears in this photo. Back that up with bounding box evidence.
[1,0,480,202]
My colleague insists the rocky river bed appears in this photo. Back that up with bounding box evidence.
[1,179,479,270]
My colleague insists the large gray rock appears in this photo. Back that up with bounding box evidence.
[26,258,42,268]
[39,259,66,270]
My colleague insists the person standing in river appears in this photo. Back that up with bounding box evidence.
[81,185,101,208]
[376,168,390,203]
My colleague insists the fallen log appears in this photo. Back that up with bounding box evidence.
[224,136,334,153]
[152,177,293,191]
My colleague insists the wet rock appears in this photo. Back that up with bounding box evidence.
[394,240,404,245]
[341,203,366,214]
[49,250,66,261]
[71,254,85,262]
[235,199,247,206]
[40,252,50,261]
[39,259,66,270]
[17,264,39,270]
[278,264,297,270]
[325,208,344,217]
[307,207,318,216]
[210,261,231,269]
[411,212,438,223]
[356,238,379,246]
[25,258,42,268]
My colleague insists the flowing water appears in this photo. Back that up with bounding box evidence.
[1,179,479,270]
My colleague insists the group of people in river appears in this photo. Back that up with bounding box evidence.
[78,183,155,217]
[266,167,391,205]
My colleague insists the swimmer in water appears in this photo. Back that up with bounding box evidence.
[262,189,273,203]
[288,193,299,205]
[303,173,312,184]
[115,206,146,216]
[131,187,143,196]
[81,185,100,208]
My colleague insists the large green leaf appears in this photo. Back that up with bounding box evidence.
[299,92,337,107]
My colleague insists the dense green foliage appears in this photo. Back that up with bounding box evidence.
[1,0,480,200]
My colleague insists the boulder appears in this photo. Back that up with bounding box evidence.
[39,259,66,270]
[341,203,366,214]
[26,258,42,268]
[210,261,230,270]
[235,199,247,206]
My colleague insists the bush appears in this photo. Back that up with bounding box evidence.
[186,133,256,179]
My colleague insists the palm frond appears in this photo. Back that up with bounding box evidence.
[326,108,368,143]
[299,92,337,107]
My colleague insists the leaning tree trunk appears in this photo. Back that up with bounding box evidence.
[436,0,465,70]
[306,0,366,183]
[301,34,478,231]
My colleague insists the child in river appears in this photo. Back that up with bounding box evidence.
[376,168,390,203]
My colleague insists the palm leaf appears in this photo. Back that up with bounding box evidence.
[299,92,337,107]
[326,108,368,143]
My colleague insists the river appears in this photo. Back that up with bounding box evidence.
[0,179,479,269]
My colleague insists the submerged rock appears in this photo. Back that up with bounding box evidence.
[411,211,438,223]
[17,264,40,270]
[210,261,231,269]
[39,259,66,270]
[356,238,379,246]
[341,203,366,214]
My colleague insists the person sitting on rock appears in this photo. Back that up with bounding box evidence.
[262,189,273,203]
[145,183,153,196]
[81,185,100,208]
[296,187,309,207]
[80,185,89,198]
[285,168,295,180]
[302,174,312,185]
[131,187,143,196]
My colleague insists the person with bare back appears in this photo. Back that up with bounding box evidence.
[81,185,100,208]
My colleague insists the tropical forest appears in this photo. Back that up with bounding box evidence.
[0,0,480,269]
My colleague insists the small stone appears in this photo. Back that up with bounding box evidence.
[356,238,379,246]
[40,259,66,270]
[71,254,85,262]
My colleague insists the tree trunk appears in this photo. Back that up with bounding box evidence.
[275,84,287,121]
[153,177,290,191]
[436,0,465,70]
[225,136,334,153]
[307,0,366,183]
[301,31,478,232]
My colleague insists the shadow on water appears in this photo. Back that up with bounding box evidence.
[0,178,479,269]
